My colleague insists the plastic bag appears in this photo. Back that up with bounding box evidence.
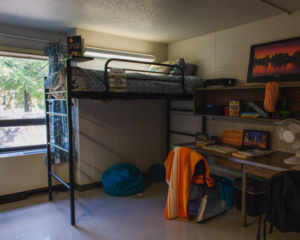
[264,82,279,112]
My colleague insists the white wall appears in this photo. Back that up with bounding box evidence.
[0,153,70,196]
[169,12,300,84]
[77,28,167,63]
[74,29,168,184]
[75,99,167,185]
[74,28,168,71]
[168,12,300,179]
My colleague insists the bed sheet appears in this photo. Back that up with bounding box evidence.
[44,67,203,95]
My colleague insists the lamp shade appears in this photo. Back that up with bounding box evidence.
[84,47,156,62]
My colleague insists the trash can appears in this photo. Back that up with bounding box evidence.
[219,177,234,207]
[234,177,267,217]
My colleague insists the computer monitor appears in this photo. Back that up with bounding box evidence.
[242,129,270,150]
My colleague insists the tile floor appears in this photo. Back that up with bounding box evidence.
[0,182,299,240]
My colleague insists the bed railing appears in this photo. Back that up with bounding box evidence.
[104,58,185,94]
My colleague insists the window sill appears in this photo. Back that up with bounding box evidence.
[0,148,46,158]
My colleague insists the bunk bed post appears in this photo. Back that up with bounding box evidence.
[104,59,110,92]
[44,79,52,201]
[66,59,75,225]
[166,99,171,156]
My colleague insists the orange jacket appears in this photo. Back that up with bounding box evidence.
[164,147,214,220]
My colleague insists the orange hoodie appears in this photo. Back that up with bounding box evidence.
[164,147,214,220]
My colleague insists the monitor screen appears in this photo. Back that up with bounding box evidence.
[242,130,269,150]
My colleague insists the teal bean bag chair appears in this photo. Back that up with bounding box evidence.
[102,163,144,197]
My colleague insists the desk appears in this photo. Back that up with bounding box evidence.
[173,142,294,227]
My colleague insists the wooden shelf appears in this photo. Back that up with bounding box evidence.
[194,84,300,91]
[194,114,283,123]
[193,85,300,124]
[194,85,265,91]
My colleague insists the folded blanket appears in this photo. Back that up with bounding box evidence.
[44,71,67,99]
[44,71,60,89]
[164,147,214,220]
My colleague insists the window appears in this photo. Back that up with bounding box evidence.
[0,52,49,152]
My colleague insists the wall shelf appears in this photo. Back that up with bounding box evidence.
[194,84,300,91]
[193,85,300,124]
[195,85,266,91]
[194,114,283,123]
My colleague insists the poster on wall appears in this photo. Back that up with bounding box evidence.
[109,69,126,92]
[247,37,300,82]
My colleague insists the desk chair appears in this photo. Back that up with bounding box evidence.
[189,160,226,223]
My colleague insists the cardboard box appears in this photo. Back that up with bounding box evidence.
[229,100,241,117]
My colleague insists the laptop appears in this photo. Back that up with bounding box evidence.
[239,129,270,151]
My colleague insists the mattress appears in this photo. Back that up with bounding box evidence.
[44,67,203,97]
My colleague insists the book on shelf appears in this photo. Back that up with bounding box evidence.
[195,140,215,147]
[249,102,266,118]
[241,112,261,118]
[232,149,274,159]
[241,112,260,116]
[241,115,261,118]
[67,36,84,57]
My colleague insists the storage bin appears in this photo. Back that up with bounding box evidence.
[219,177,234,207]
[234,177,267,217]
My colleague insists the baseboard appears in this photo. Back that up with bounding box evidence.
[0,192,27,205]
[75,172,147,192]
[74,181,102,192]
[1,172,146,204]
[0,185,64,205]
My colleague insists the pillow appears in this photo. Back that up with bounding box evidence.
[162,58,185,75]
[148,65,170,75]
[184,63,197,76]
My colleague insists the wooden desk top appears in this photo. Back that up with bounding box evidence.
[173,142,295,172]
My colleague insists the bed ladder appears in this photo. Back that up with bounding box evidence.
[44,57,93,225]
[44,58,75,225]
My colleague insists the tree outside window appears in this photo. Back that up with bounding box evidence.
[0,56,48,151]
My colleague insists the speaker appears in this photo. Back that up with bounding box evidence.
[205,78,236,88]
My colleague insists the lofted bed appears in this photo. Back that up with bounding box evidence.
[44,56,203,225]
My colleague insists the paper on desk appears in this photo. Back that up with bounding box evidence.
[183,146,198,149]
[203,145,238,153]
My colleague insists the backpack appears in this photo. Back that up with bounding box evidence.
[258,171,300,236]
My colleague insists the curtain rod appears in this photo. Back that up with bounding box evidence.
[0,33,67,45]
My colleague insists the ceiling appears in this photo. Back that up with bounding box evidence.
[0,0,300,43]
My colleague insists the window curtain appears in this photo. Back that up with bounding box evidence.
[44,43,77,164]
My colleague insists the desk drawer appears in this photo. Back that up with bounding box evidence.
[244,165,279,179]
[215,158,242,170]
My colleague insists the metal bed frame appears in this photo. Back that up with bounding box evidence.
[44,56,204,225]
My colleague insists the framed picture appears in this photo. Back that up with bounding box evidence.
[195,132,208,142]
[247,37,300,83]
